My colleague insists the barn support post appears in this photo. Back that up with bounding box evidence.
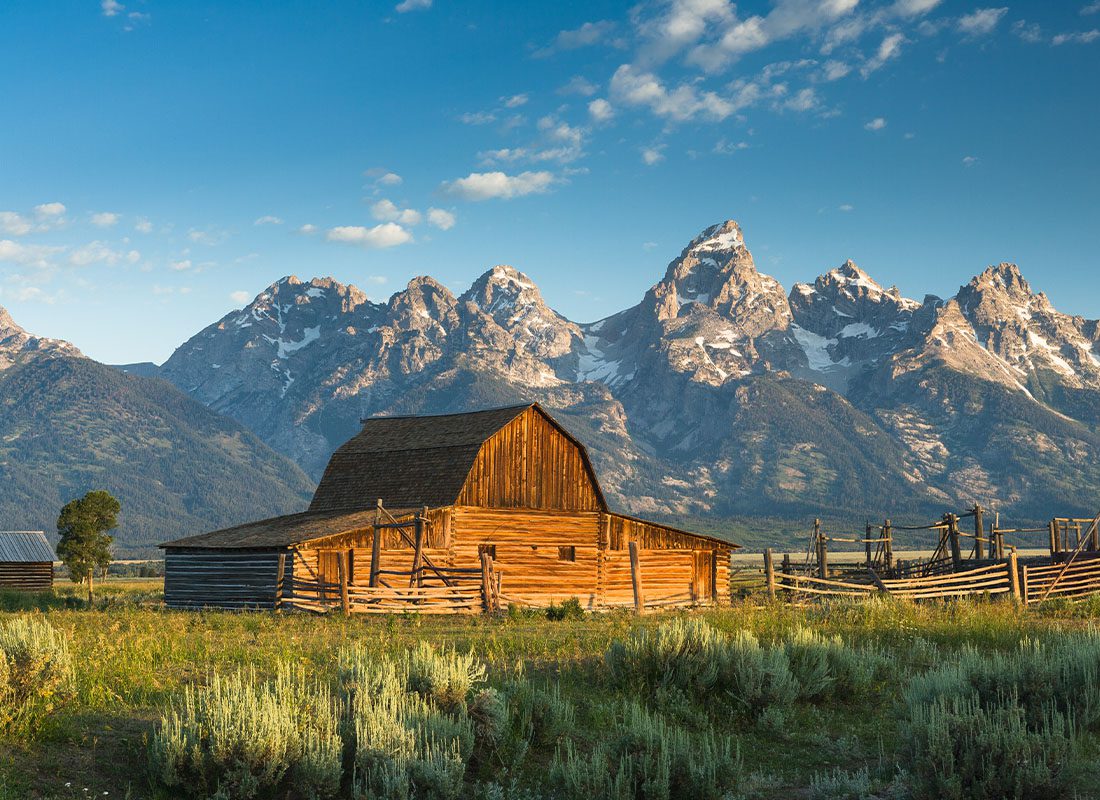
[974,505,985,560]
[369,499,383,587]
[764,548,776,600]
[1007,550,1021,603]
[710,550,719,605]
[628,541,646,614]
[337,554,350,616]
[274,552,286,610]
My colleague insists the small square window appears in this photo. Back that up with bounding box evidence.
[558,546,576,562]
[479,544,497,560]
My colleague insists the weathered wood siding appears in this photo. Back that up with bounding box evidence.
[0,562,53,591]
[601,514,732,606]
[457,407,603,512]
[450,507,601,607]
[165,549,291,609]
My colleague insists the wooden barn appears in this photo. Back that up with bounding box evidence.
[0,531,56,591]
[162,404,738,612]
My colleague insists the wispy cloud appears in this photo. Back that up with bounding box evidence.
[502,93,529,108]
[558,76,599,96]
[254,215,284,226]
[1053,29,1100,45]
[957,7,1008,37]
[962,155,978,166]
[535,20,620,58]
[230,290,252,304]
[861,33,904,77]
[90,211,120,228]
[641,145,666,166]
[442,171,557,201]
[101,0,123,17]
[864,117,887,131]
[394,0,431,13]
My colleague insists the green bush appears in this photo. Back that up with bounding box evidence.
[723,630,798,715]
[148,667,342,800]
[901,694,1075,800]
[405,641,486,713]
[546,598,585,621]
[783,626,887,700]
[0,615,74,735]
[549,702,740,800]
[808,767,874,800]
[605,618,724,698]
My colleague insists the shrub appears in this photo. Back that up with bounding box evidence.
[809,767,875,800]
[605,618,724,698]
[148,667,342,800]
[546,598,585,621]
[901,694,1075,800]
[549,702,740,800]
[783,626,887,700]
[722,630,798,716]
[405,641,486,713]
[0,615,74,735]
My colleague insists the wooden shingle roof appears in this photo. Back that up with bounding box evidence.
[308,404,536,513]
[0,531,56,562]
[161,508,421,550]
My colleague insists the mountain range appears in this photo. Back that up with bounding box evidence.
[4,220,1099,553]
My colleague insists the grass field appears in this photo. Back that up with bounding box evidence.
[4,577,1100,799]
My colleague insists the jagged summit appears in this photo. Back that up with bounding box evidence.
[0,304,82,369]
[684,220,746,254]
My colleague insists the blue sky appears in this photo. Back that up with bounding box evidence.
[1,0,1098,364]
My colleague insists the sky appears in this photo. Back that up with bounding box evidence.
[1,0,1098,364]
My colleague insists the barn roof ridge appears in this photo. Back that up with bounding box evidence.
[358,402,534,424]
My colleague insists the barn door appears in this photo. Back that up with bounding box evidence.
[317,551,343,603]
[692,551,715,603]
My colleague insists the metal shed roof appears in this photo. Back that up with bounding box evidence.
[0,531,57,562]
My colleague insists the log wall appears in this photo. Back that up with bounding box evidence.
[165,549,291,609]
[450,507,601,607]
[457,407,603,512]
[0,562,53,591]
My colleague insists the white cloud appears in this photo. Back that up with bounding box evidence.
[0,239,63,269]
[188,228,228,245]
[442,171,557,201]
[502,93,529,108]
[298,223,319,235]
[326,223,412,248]
[588,98,614,122]
[69,241,134,267]
[365,275,388,285]
[254,215,284,226]
[838,203,855,211]
[377,172,403,186]
[714,138,749,154]
[91,212,120,227]
[641,146,666,166]
[34,202,66,219]
[0,212,32,236]
[865,116,887,130]
[537,20,619,57]
[782,87,820,112]
[610,64,734,121]
[1012,20,1044,43]
[822,59,851,80]
[643,241,659,250]
[1084,1,1100,14]
[230,290,251,304]
[559,76,599,96]
[1053,29,1100,44]
[957,8,1008,37]
[459,111,497,125]
[101,0,123,17]
[169,258,193,271]
[892,0,942,16]
[861,33,904,76]
[394,0,431,12]
[962,155,978,166]
[371,199,422,226]
[427,208,456,230]
[134,217,153,233]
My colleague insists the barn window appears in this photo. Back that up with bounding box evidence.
[558,546,576,562]
[478,544,497,560]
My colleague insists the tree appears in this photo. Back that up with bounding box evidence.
[56,490,119,605]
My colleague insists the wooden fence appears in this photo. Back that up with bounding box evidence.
[1023,557,1100,604]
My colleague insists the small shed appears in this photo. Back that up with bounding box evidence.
[162,404,739,611]
[0,531,56,590]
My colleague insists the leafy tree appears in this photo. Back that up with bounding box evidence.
[56,490,119,604]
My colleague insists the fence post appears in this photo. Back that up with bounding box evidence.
[369,499,382,587]
[974,505,984,560]
[628,541,646,614]
[1020,564,1030,606]
[865,525,873,569]
[948,513,962,570]
[781,552,791,576]
[409,513,425,589]
[764,548,776,600]
[274,552,286,610]
[1007,550,1021,603]
[884,519,894,572]
[337,554,350,616]
[994,512,1004,560]
[480,552,494,613]
[815,520,828,580]
[1049,519,1059,557]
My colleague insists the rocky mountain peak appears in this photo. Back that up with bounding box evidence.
[462,265,548,318]
[684,220,746,256]
[0,305,82,369]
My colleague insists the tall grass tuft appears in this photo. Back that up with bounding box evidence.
[148,667,342,800]
[0,615,74,735]
[549,701,740,800]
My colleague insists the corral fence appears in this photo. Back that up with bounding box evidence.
[765,508,1100,605]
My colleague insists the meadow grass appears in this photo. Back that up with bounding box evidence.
[2,579,1100,798]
